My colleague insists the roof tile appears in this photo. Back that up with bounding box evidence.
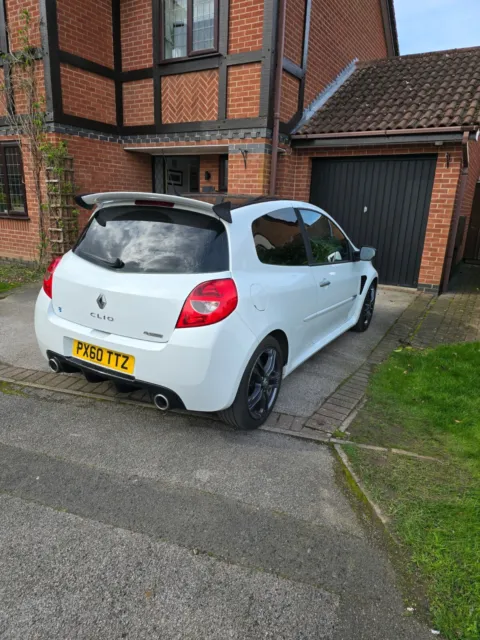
[298,47,480,135]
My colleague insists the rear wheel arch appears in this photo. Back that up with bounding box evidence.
[268,329,289,366]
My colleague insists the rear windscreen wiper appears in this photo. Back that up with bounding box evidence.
[108,257,125,269]
[80,251,125,269]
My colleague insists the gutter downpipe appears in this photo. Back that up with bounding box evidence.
[269,0,287,196]
[441,130,470,293]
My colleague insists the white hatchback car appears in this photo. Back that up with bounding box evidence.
[35,192,377,429]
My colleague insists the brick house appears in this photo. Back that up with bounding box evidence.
[0,0,478,293]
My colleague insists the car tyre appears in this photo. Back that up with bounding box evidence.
[352,281,376,332]
[219,335,283,430]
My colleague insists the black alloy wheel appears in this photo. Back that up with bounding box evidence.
[247,347,281,420]
[219,335,284,430]
[352,282,376,332]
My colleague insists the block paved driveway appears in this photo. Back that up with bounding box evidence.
[0,282,436,639]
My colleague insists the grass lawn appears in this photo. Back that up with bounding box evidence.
[0,262,43,294]
[344,342,480,640]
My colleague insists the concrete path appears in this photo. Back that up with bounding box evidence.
[0,386,433,639]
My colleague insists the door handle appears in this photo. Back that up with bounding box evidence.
[319,279,331,287]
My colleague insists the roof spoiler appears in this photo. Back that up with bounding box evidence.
[75,191,232,222]
[74,192,217,214]
[212,201,232,223]
[75,194,95,210]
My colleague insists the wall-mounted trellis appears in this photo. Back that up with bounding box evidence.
[46,156,79,258]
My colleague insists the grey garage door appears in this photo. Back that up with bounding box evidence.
[310,155,437,287]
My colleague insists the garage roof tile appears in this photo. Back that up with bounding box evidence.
[297,47,480,135]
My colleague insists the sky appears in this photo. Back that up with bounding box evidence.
[394,0,479,55]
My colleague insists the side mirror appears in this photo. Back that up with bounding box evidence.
[360,246,376,261]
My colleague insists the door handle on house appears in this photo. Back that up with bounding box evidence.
[319,279,331,287]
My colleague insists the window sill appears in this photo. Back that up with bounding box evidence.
[158,51,221,65]
[0,213,30,220]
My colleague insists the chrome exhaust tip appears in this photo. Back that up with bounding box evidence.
[48,357,62,373]
[153,393,170,411]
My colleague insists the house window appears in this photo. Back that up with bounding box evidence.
[162,0,217,60]
[0,144,27,217]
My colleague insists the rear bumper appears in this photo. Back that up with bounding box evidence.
[45,349,187,410]
[34,289,257,412]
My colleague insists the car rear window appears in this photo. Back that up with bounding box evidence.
[74,205,229,274]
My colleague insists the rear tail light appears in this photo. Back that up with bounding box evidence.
[42,256,62,299]
[176,279,238,328]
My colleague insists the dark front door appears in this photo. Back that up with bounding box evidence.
[310,155,437,287]
[464,183,480,262]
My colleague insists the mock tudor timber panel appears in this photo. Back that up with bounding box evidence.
[161,70,219,124]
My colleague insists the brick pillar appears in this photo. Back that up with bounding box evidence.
[417,148,463,293]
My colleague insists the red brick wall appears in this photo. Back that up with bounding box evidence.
[458,141,480,262]
[121,0,153,71]
[280,71,300,123]
[229,152,270,194]
[227,63,261,119]
[0,216,34,261]
[229,0,263,54]
[3,1,44,120]
[199,156,220,191]
[275,144,298,199]
[276,143,463,289]
[61,64,116,125]
[57,0,113,68]
[6,0,41,49]
[420,148,462,287]
[162,71,218,123]
[284,0,306,66]
[10,62,45,116]
[0,136,47,261]
[123,79,154,126]
[305,0,388,106]
[59,136,151,230]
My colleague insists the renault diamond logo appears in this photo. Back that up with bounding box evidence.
[96,294,107,310]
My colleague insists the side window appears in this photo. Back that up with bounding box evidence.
[299,209,351,264]
[252,208,308,267]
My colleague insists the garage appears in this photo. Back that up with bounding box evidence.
[309,155,437,287]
